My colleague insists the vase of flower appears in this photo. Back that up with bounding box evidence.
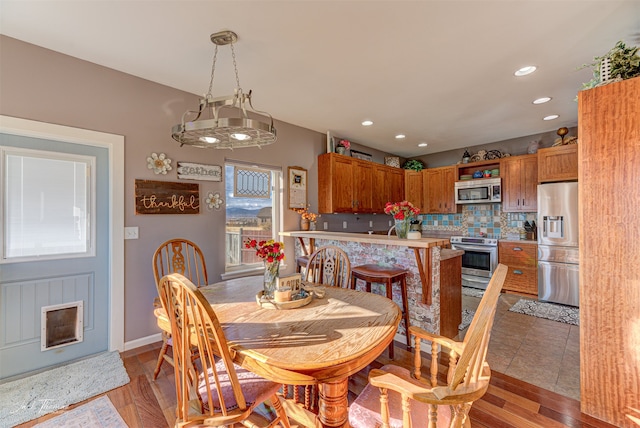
[335,139,350,155]
[263,260,280,299]
[384,200,421,239]
[301,218,310,231]
[295,206,319,232]
[394,218,410,239]
[244,238,285,300]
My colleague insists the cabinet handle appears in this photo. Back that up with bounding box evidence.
[513,247,523,251]
[513,269,523,275]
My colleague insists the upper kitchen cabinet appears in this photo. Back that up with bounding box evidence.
[373,164,404,212]
[318,153,401,214]
[423,166,457,213]
[501,154,538,212]
[537,144,578,182]
[352,159,374,213]
[318,153,354,213]
[404,170,424,211]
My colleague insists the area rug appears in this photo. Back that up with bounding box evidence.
[459,309,475,330]
[0,351,130,427]
[33,395,127,428]
[462,287,485,298]
[509,299,580,326]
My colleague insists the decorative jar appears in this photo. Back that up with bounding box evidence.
[263,260,280,299]
[336,146,346,155]
[300,218,310,231]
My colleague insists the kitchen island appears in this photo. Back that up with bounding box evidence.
[280,231,462,339]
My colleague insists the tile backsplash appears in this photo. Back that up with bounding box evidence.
[421,204,536,239]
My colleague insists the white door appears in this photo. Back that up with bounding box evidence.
[0,120,122,379]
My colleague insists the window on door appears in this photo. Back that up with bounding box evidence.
[1,146,96,262]
[224,161,282,273]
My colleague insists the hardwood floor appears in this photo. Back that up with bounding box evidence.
[16,340,617,428]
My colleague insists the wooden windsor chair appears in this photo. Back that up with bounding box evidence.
[348,263,508,428]
[157,273,291,428]
[152,238,208,380]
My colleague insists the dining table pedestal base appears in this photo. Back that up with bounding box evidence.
[318,379,350,427]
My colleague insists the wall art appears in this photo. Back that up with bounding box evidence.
[146,152,172,175]
[135,179,199,214]
[288,166,307,209]
[177,161,222,181]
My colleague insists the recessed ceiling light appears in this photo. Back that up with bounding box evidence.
[543,114,559,121]
[418,142,428,147]
[533,97,552,104]
[361,120,373,126]
[395,134,406,139]
[514,66,537,77]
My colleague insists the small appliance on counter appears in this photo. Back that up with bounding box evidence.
[537,182,579,307]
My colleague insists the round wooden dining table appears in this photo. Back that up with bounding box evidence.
[198,275,401,428]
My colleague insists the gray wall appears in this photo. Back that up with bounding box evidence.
[0,36,328,342]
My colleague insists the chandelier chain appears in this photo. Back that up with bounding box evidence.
[230,43,241,89]
[207,45,219,97]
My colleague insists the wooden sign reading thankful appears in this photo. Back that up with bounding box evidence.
[135,179,200,214]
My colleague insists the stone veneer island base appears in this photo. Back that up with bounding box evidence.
[280,231,464,343]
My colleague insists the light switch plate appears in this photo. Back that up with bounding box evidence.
[323,222,328,230]
[343,221,348,229]
[124,226,139,240]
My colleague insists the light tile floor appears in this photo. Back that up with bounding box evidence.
[458,293,580,401]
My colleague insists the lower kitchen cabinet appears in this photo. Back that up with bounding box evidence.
[498,240,538,296]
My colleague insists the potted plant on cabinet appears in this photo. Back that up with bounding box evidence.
[579,40,640,90]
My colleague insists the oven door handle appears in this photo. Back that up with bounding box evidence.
[452,244,496,252]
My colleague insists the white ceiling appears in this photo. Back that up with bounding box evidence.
[1,1,639,157]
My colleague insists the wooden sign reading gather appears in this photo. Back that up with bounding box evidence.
[135,179,199,214]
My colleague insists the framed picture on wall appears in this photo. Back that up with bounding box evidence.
[288,166,307,209]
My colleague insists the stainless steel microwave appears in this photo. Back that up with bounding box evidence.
[455,178,501,204]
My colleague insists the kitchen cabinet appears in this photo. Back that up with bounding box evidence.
[537,144,578,182]
[404,170,424,211]
[318,153,401,214]
[373,164,404,212]
[423,166,457,213]
[578,76,640,426]
[498,240,537,296]
[501,154,538,212]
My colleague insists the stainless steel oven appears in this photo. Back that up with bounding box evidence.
[450,236,499,290]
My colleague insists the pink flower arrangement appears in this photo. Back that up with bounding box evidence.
[244,239,285,263]
[337,139,351,150]
[384,200,420,220]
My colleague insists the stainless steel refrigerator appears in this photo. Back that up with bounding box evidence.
[537,182,579,307]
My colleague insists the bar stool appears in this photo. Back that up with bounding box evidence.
[350,264,410,359]
[295,255,309,273]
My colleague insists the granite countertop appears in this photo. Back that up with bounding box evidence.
[281,231,448,249]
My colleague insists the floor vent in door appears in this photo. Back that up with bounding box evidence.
[41,301,84,351]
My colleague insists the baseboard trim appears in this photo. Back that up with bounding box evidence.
[124,333,162,351]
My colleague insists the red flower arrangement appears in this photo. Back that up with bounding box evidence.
[244,239,285,263]
[337,139,351,150]
[384,200,420,220]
